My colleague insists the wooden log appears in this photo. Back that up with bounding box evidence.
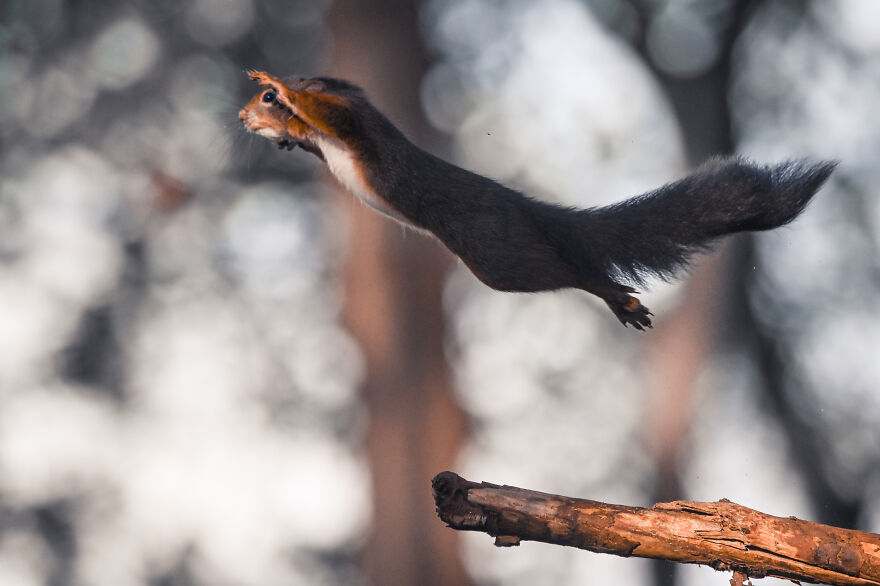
[432,471,880,585]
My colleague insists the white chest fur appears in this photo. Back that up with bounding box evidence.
[315,136,409,225]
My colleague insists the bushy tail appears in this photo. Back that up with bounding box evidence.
[578,157,837,285]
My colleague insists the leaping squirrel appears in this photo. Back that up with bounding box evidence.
[239,70,836,330]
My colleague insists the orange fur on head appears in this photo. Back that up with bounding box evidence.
[247,70,297,111]
[245,70,351,140]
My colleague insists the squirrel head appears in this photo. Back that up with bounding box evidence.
[239,71,376,157]
[241,71,415,224]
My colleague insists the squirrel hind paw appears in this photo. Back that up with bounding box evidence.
[606,294,653,331]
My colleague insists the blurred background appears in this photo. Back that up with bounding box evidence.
[1,0,879,584]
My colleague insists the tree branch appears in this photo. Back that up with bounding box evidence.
[432,472,880,585]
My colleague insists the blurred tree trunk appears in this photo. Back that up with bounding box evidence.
[634,0,868,579]
[638,0,865,539]
[723,1,864,535]
[326,2,472,585]
[630,2,757,585]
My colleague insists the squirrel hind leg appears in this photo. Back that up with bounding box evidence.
[597,284,654,330]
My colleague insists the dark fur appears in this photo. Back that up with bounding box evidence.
[268,76,837,329]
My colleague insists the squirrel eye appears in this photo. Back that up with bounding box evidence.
[262,90,277,103]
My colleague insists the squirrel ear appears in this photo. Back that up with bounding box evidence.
[247,70,298,112]
[301,79,326,93]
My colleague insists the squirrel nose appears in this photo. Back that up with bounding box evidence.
[238,109,247,121]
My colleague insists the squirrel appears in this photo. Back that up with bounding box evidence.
[239,70,836,330]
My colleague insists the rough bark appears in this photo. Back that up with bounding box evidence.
[433,471,880,585]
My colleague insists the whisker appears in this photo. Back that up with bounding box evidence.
[246,134,254,182]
